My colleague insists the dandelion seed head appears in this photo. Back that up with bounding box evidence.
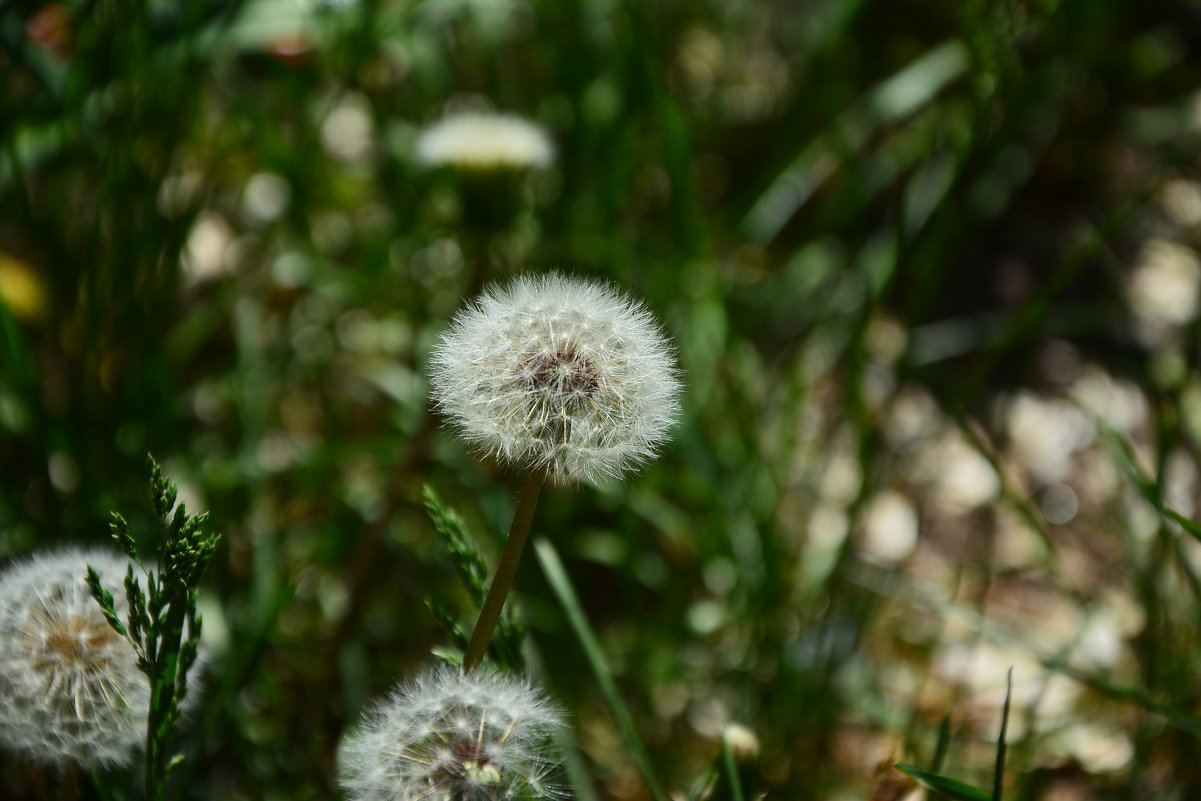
[429,273,683,485]
[416,112,553,171]
[0,547,148,768]
[340,666,568,801]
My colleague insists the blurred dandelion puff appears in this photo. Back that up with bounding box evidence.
[429,272,683,485]
[339,665,567,801]
[0,547,148,768]
[416,112,554,172]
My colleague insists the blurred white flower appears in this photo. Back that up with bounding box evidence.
[429,273,682,484]
[720,722,760,761]
[1004,392,1094,484]
[0,547,146,768]
[182,211,234,284]
[917,429,999,510]
[416,112,553,171]
[322,93,375,162]
[1158,179,1201,228]
[339,665,566,801]
[1127,239,1201,341]
[860,490,919,563]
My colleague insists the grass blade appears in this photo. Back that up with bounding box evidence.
[894,763,992,801]
[993,668,1011,801]
[721,731,746,801]
[1166,508,1201,546]
[533,538,668,801]
[742,40,968,242]
[931,709,952,772]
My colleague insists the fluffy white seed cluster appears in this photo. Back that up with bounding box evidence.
[0,547,147,768]
[415,112,554,171]
[340,666,567,801]
[429,273,683,485]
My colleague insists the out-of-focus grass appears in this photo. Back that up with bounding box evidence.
[3,0,1201,798]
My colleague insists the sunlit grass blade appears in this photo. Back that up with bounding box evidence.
[720,731,746,801]
[533,538,668,801]
[686,766,718,801]
[894,669,1011,801]
[894,763,992,801]
[1165,509,1201,545]
[1039,657,1201,737]
[555,715,601,801]
[742,40,968,242]
[993,668,1012,801]
[931,709,952,772]
[1090,410,1201,545]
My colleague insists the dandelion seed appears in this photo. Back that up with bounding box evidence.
[0,547,147,768]
[429,272,683,485]
[416,112,553,172]
[340,666,567,801]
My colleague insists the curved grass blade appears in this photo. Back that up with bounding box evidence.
[721,732,746,801]
[893,764,991,801]
[992,668,1012,801]
[533,538,668,801]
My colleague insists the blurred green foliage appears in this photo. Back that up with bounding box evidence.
[3,0,1201,798]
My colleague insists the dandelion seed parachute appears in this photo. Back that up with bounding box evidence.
[429,272,683,485]
[0,547,148,768]
[339,666,567,801]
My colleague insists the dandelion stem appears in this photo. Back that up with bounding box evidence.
[462,466,546,672]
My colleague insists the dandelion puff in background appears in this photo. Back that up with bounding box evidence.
[429,272,683,485]
[0,547,148,768]
[340,665,567,801]
[416,112,554,172]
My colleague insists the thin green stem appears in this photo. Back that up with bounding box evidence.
[146,596,187,801]
[534,537,669,801]
[462,467,546,672]
[993,667,1012,801]
[721,733,746,801]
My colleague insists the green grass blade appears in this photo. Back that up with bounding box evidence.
[721,732,746,801]
[742,40,968,242]
[556,718,601,801]
[894,763,992,801]
[993,668,1012,801]
[931,709,952,772]
[1166,509,1201,545]
[1039,657,1201,737]
[533,538,668,801]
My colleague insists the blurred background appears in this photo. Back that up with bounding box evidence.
[2,0,1201,798]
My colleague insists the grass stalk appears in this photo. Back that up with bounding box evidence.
[721,732,746,801]
[534,538,668,801]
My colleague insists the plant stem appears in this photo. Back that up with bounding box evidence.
[146,595,187,801]
[533,537,669,801]
[462,467,546,672]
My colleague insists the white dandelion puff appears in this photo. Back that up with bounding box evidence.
[0,547,148,768]
[416,112,554,171]
[429,272,683,485]
[339,666,568,801]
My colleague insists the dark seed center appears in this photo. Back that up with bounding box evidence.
[520,349,600,403]
[431,739,503,792]
[35,615,120,676]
